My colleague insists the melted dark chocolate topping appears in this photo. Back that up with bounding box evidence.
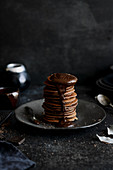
[56,84,66,112]
[49,73,78,85]
[57,120,75,127]
[54,74,77,126]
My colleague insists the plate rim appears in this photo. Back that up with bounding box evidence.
[15,99,106,130]
[96,79,113,92]
[103,73,113,86]
[99,79,113,89]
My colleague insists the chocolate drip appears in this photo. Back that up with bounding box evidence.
[56,84,66,112]
[57,120,75,127]
[56,84,75,127]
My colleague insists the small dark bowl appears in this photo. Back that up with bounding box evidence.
[0,87,19,109]
[5,63,31,91]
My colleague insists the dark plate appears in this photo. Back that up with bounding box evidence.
[96,79,113,92]
[99,78,113,89]
[15,99,106,130]
[102,73,113,87]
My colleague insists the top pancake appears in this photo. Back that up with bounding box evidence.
[47,73,78,85]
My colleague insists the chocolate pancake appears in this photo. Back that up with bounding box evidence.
[45,96,77,104]
[44,92,77,100]
[44,109,77,116]
[44,88,75,96]
[42,103,77,113]
[43,102,78,112]
[44,98,78,107]
[44,82,74,91]
[45,111,77,118]
[42,73,78,126]
[43,115,78,123]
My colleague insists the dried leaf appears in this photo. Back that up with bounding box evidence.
[1,120,11,127]
[107,125,113,135]
[0,134,5,140]
[0,130,4,134]
[96,134,113,144]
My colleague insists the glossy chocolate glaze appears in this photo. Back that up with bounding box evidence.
[56,84,66,112]
[49,73,78,85]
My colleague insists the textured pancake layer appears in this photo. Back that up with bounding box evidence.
[42,73,78,125]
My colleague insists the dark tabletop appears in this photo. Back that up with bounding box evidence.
[1,85,113,170]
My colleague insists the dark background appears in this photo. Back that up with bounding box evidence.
[1,0,113,86]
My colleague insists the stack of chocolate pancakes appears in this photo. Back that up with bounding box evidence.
[42,73,78,124]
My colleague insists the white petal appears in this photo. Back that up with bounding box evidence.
[96,134,113,144]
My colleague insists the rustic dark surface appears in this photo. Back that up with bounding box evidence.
[1,1,113,169]
[1,0,113,85]
[1,85,113,170]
